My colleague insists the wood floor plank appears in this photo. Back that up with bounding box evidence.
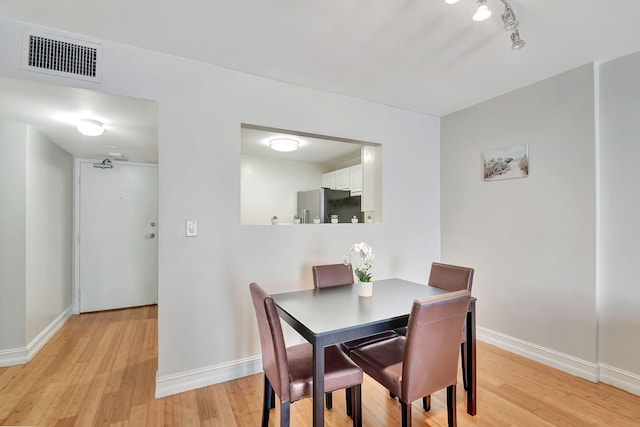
[1,305,639,426]
[179,389,200,426]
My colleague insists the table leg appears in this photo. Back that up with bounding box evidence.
[465,299,477,416]
[312,341,325,426]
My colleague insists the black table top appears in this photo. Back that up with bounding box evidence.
[272,278,455,337]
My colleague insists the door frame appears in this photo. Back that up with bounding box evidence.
[72,157,159,314]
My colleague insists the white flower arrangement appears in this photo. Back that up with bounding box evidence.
[343,242,375,282]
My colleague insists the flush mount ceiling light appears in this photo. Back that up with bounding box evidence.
[445,0,526,50]
[76,118,104,136]
[269,138,299,152]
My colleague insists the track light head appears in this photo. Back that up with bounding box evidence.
[501,6,519,31]
[510,30,526,50]
[473,0,491,22]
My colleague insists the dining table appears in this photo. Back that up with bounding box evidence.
[271,278,477,427]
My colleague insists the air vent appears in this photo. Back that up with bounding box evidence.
[23,32,102,82]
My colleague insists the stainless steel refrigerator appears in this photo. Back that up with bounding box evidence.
[297,188,363,223]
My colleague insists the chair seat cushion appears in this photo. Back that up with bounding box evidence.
[350,336,406,398]
[339,330,398,355]
[287,343,363,403]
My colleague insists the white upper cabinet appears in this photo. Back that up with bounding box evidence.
[349,164,362,195]
[323,165,362,194]
[322,171,336,189]
[335,167,350,190]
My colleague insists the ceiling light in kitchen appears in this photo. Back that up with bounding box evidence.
[269,138,299,152]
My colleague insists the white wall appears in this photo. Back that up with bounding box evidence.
[441,64,598,377]
[599,51,640,392]
[241,155,324,224]
[25,126,73,342]
[0,18,441,394]
[0,122,72,366]
[0,122,27,352]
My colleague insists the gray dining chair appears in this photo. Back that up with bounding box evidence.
[249,282,363,427]
[351,290,471,427]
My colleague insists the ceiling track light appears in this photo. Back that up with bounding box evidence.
[473,0,491,21]
[510,29,526,50]
[447,0,526,50]
[499,0,526,50]
[501,5,518,31]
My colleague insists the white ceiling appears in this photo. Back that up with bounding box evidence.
[2,0,640,161]
[0,76,159,163]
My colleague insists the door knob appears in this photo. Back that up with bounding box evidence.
[145,233,156,239]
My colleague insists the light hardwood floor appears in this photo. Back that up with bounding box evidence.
[1,305,639,426]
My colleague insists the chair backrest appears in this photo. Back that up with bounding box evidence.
[402,290,471,403]
[428,262,474,293]
[249,282,291,403]
[312,263,354,288]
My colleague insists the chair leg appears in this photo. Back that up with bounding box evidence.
[447,384,457,427]
[423,395,431,411]
[262,375,273,427]
[281,401,290,427]
[389,391,396,399]
[461,343,468,391]
[351,385,362,427]
[326,391,333,409]
[401,400,412,427]
[346,387,352,417]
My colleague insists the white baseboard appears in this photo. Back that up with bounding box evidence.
[155,329,640,399]
[0,347,28,367]
[155,355,263,398]
[600,364,640,396]
[0,306,72,368]
[26,306,73,359]
[477,326,599,382]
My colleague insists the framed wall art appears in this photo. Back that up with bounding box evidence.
[483,143,529,181]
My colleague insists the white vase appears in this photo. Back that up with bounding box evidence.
[351,218,358,224]
[293,218,301,224]
[313,218,321,224]
[358,281,373,297]
[271,218,278,225]
[331,218,338,224]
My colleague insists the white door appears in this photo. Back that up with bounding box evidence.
[79,161,158,312]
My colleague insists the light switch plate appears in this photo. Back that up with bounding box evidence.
[185,219,198,237]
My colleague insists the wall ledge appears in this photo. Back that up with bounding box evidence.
[0,306,72,367]
[155,355,263,398]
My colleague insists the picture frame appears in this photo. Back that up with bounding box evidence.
[483,143,529,181]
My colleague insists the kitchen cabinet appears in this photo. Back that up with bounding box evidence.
[323,165,362,194]
[335,168,350,190]
[349,164,362,195]
[322,171,336,189]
